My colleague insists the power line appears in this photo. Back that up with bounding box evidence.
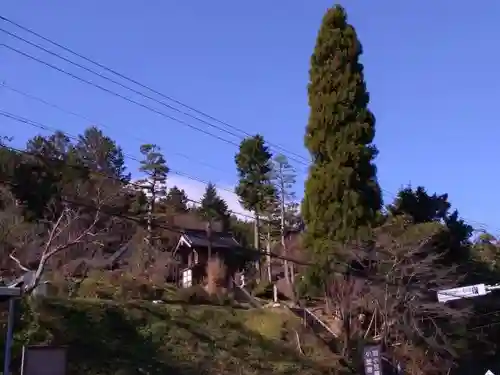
[0,110,240,201]
[0,141,253,222]
[1,21,496,235]
[1,43,242,148]
[2,105,497,238]
[0,15,307,162]
[0,82,228,175]
[0,22,308,165]
[0,38,418,210]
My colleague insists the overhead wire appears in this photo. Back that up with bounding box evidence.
[0,83,233,175]
[0,110,241,201]
[0,24,439,210]
[0,23,308,166]
[1,15,498,235]
[0,43,243,148]
[0,15,306,162]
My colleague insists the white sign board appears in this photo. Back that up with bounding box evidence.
[437,284,488,303]
[485,370,495,375]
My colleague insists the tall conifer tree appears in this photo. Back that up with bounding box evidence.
[302,5,382,267]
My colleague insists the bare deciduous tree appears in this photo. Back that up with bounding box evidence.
[326,219,472,375]
[9,204,107,293]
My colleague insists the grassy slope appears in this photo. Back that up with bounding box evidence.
[1,298,339,375]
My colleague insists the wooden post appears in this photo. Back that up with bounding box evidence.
[206,221,212,260]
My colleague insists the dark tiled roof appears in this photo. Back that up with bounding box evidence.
[182,229,241,249]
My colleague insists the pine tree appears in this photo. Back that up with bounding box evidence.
[272,154,297,284]
[302,5,382,267]
[138,144,169,244]
[235,135,275,276]
[165,186,189,213]
[200,182,230,231]
[75,126,130,182]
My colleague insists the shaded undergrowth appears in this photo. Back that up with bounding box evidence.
[1,298,340,375]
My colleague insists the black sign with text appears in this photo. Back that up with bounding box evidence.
[363,345,383,375]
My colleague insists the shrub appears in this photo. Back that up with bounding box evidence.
[251,280,273,298]
[76,271,165,301]
[176,285,211,304]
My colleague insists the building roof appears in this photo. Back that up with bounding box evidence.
[173,229,260,261]
[180,229,242,249]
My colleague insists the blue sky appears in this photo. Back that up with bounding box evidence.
[1,1,499,233]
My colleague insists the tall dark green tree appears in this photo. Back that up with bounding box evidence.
[75,127,130,182]
[389,185,473,265]
[302,5,382,267]
[235,135,275,252]
[165,186,189,213]
[388,186,450,224]
[200,182,230,231]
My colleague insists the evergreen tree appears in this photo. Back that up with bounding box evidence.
[75,126,130,182]
[235,135,275,277]
[27,131,74,161]
[138,144,169,244]
[235,135,275,248]
[388,185,473,266]
[165,186,189,213]
[200,182,230,231]
[388,186,450,223]
[272,154,298,284]
[302,5,382,267]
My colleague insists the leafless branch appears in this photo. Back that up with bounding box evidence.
[325,220,472,374]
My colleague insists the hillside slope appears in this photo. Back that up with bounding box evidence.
[1,298,339,375]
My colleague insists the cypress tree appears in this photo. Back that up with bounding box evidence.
[302,5,382,266]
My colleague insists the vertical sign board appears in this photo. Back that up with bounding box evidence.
[363,345,383,375]
[21,345,67,375]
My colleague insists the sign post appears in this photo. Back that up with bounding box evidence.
[1,286,21,375]
[363,345,383,375]
[437,283,500,303]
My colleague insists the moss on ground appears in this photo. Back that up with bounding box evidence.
[0,298,340,375]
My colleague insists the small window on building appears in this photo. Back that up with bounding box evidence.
[182,269,192,288]
[193,250,199,264]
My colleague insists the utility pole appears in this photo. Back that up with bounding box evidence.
[206,221,212,260]
[1,286,21,375]
[278,163,290,285]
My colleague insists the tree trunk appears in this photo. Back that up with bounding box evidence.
[254,212,261,280]
[266,222,272,282]
[146,183,155,245]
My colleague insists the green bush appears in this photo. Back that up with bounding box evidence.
[176,285,211,304]
[251,280,273,298]
[75,273,166,301]
[175,286,235,306]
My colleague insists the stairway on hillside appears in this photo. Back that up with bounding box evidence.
[288,302,342,352]
[307,305,343,337]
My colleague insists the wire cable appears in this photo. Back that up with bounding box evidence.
[0,23,308,165]
[0,110,242,201]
